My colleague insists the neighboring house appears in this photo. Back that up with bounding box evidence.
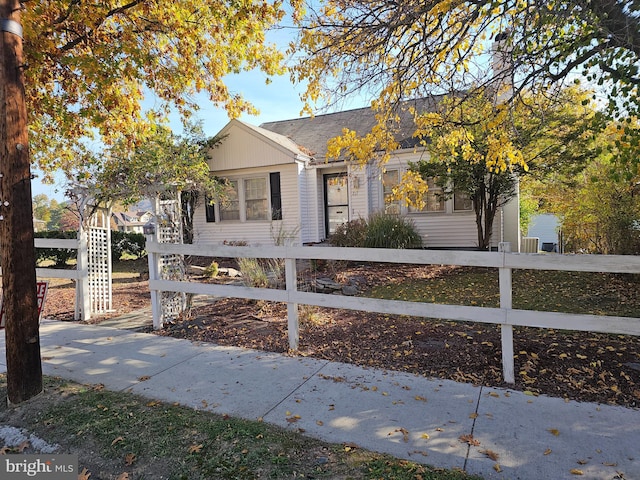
[33,217,46,232]
[527,213,561,252]
[193,100,520,250]
[112,210,153,234]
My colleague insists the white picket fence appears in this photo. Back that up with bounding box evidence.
[146,241,640,384]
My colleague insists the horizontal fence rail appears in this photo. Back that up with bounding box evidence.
[146,241,640,384]
[34,238,81,281]
[32,237,90,320]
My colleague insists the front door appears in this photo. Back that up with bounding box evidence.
[324,173,349,236]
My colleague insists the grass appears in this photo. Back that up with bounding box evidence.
[0,375,480,480]
[368,267,640,318]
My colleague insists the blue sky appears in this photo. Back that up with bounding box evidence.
[31,66,311,202]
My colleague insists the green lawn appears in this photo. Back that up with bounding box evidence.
[368,267,640,318]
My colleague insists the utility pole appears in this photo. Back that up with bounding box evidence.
[0,0,42,404]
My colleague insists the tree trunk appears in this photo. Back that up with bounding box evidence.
[0,0,43,404]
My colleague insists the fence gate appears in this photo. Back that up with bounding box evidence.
[75,200,113,320]
[152,193,186,325]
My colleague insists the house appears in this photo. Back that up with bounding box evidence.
[527,213,561,252]
[33,217,47,232]
[112,210,153,234]
[193,100,521,250]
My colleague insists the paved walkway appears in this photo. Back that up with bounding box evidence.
[1,319,638,480]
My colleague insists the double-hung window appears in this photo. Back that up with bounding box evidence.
[207,174,281,223]
[409,177,445,213]
[382,170,401,215]
[220,180,240,220]
[244,178,268,221]
[454,189,473,211]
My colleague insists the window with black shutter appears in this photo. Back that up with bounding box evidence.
[270,172,282,220]
[205,197,216,222]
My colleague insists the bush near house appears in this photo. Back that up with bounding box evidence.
[111,231,146,260]
[329,213,423,249]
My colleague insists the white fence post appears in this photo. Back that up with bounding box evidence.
[285,256,299,350]
[145,235,163,330]
[498,242,515,384]
[76,227,91,321]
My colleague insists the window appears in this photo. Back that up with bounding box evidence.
[409,178,445,213]
[382,170,401,215]
[454,189,473,211]
[244,178,268,220]
[220,180,240,220]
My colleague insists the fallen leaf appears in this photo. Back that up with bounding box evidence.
[316,420,324,426]
[146,401,160,407]
[603,462,618,467]
[138,376,151,382]
[420,433,430,440]
[469,412,478,419]
[78,467,91,480]
[188,444,203,454]
[544,448,552,455]
[389,427,410,442]
[17,441,29,452]
[111,436,124,446]
[577,459,588,465]
[116,473,129,480]
[0,446,9,455]
[459,434,480,446]
[570,469,584,475]
[480,449,500,461]
[124,453,136,466]
[493,463,502,472]
[414,395,427,402]
[548,428,560,436]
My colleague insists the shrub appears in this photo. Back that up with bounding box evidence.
[111,231,146,260]
[328,218,368,247]
[34,231,77,266]
[238,257,283,288]
[363,212,423,249]
[203,261,219,278]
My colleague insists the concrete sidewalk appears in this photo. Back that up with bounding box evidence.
[1,319,638,480]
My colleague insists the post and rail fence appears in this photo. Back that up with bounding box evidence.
[145,241,640,384]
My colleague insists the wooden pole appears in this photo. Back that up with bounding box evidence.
[0,0,43,404]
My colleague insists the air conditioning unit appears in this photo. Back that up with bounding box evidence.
[521,237,539,253]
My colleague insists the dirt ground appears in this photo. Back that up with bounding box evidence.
[41,264,640,409]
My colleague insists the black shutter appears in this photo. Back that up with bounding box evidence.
[205,196,216,222]
[270,172,282,220]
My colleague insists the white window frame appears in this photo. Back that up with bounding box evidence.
[217,175,270,222]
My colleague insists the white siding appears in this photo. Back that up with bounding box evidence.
[348,164,369,220]
[527,214,560,245]
[209,122,299,172]
[193,164,302,246]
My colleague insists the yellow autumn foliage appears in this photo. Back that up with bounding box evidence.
[22,1,304,175]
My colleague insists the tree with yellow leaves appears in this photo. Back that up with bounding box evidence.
[25,0,303,176]
[404,87,599,250]
[292,0,640,183]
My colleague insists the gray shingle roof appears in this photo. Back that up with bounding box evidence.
[259,96,441,162]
